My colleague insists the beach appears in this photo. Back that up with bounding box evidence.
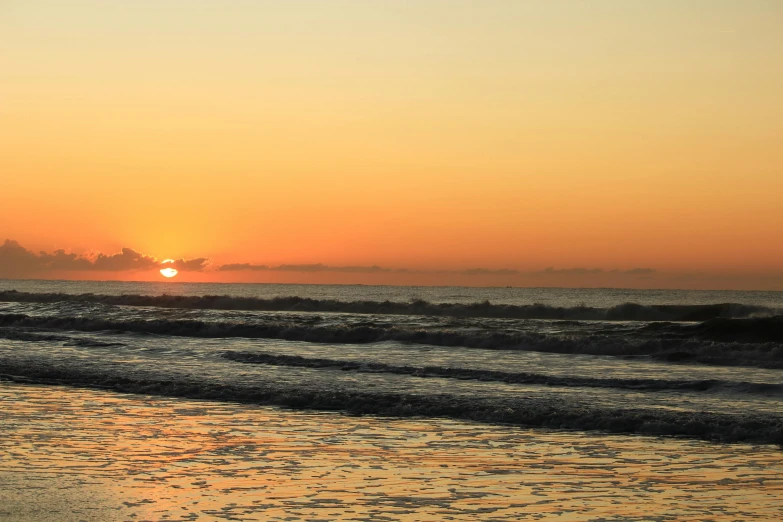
[3,382,782,521]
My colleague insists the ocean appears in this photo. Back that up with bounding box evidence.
[1,279,782,520]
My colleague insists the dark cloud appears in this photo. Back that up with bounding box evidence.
[0,240,40,276]
[614,268,656,276]
[216,262,658,277]
[39,249,93,270]
[0,239,208,276]
[459,268,521,276]
[168,258,210,272]
[217,264,521,275]
[2,238,662,281]
[538,267,657,276]
[92,248,159,271]
[276,264,392,273]
[217,263,392,273]
[673,271,783,283]
[539,267,604,275]
[0,240,97,275]
[216,263,270,272]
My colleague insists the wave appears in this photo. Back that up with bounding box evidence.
[694,316,783,343]
[0,327,126,347]
[221,350,783,395]
[643,316,783,343]
[1,290,779,322]
[1,360,781,445]
[2,313,782,368]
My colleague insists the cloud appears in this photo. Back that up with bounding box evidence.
[217,263,392,273]
[92,248,159,271]
[459,268,520,276]
[216,263,270,272]
[0,239,208,276]
[1,238,661,281]
[38,249,93,270]
[673,271,783,283]
[277,264,393,273]
[205,260,659,278]
[615,268,656,276]
[0,240,41,275]
[216,263,524,275]
[168,257,210,272]
[539,267,603,275]
[538,267,657,276]
[0,240,95,275]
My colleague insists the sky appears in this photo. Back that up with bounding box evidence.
[2,1,782,289]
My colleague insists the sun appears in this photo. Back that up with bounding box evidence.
[160,259,178,278]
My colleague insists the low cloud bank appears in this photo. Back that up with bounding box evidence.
[215,262,655,277]
[0,240,208,275]
[217,263,393,273]
[1,238,658,280]
[538,267,656,276]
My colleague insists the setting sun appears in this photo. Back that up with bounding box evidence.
[160,267,178,278]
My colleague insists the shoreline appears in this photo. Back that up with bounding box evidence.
[3,381,783,521]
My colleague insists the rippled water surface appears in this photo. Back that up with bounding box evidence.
[3,279,783,308]
[2,383,782,522]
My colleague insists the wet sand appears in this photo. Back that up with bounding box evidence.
[1,382,782,521]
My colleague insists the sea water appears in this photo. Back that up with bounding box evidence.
[1,279,782,520]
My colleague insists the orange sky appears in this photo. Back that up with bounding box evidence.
[1,1,782,289]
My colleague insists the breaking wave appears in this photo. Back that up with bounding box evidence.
[1,361,781,445]
[1,290,779,322]
[2,312,782,368]
[221,350,783,395]
[3,285,783,447]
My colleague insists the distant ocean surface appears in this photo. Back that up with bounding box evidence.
[4,278,783,308]
[1,278,783,444]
